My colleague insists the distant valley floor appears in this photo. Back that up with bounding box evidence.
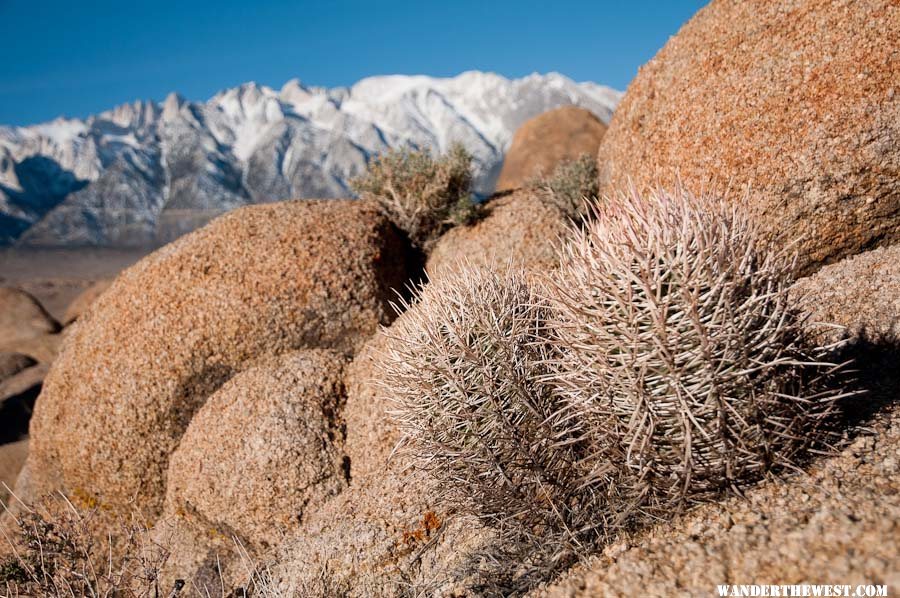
[0,247,150,321]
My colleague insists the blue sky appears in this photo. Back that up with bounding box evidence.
[0,0,706,126]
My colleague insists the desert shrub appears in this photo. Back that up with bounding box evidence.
[543,189,853,519]
[527,153,598,218]
[0,494,281,597]
[380,264,615,594]
[351,143,478,251]
[0,494,169,597]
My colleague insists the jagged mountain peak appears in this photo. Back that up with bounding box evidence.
[0,71,621,246]
[162,92,187,121]
[97,99,161,130]
[279,79,314,104]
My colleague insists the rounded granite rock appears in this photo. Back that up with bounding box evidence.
[0,287,60,345]
[0,353,36,383]
[341,328,402,482]
[597,0,900,274]
[61,279,112,326]
[792,243,900,344]
[271,313,494,596]
[164,349,349,550]
[0,439,28,504]
[24,199,417,518]
[426,189,570,276]
[150,350,352,594]
[0,332,64,364]
[495,106,607,192]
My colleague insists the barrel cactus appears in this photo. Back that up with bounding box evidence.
[543,189,851,518]
[380,264,613,592]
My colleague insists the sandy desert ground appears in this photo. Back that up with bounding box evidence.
[0,248,151,322]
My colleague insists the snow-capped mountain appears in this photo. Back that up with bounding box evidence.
[0,71,620,246]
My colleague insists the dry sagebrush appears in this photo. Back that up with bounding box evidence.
[544,189,853,518]
[351,143,477,251]
[380,265,614,594]
[527,153,598,219]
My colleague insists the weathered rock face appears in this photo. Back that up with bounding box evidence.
[0,353,36,383]
[427,190,570,276]
[0,288,59,344]
[342,329,403,482]
[272,318,494,596]
[24,199,416,518]
[535,407,900,597]
[793,244,900,344]
[61,279,112,326]
[154,350,349,593]
[273,466,493,597]
[597,0,900,274]
[495,106,607,191]
[164,350,349,550]
[0,439,28,503]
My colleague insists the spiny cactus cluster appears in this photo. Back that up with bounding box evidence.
[381,265,614,591]
[545,190,851,516]
[351,143,478,251]
[382,189,852,594]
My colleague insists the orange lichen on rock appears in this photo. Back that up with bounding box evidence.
[401,511,443,547]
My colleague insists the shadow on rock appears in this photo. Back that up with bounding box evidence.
[833,329,900,431]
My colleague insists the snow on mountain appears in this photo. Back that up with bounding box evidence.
[0,71,621,246]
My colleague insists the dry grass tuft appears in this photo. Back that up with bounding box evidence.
[0,491,282,598]
[0,492,170,597]
[351,143,477,251]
